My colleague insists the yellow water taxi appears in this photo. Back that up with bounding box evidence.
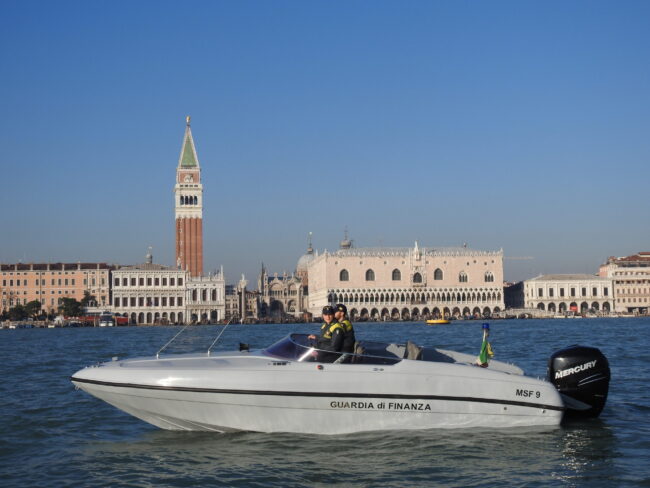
[426,318,450,325]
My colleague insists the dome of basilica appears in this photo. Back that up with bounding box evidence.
[296,252,315,272]
[297,232,315,272]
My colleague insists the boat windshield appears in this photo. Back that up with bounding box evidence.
[263,334,312,361]
[263,334,403,365]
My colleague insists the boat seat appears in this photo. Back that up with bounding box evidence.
[405,341,423,360]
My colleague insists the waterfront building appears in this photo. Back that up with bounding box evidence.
[258,265,307,320]
[1,262,112,314]
[175,116,203,277]
[306,241,504,320]
[523,274,613,314]
[112,251,226,325]
[224,275,259,323]
[112,254,225,325]
[599,252,650,314]
[253,235,313,321]
[111,251,188,324]
[186,267,226,323]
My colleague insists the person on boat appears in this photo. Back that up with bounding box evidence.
[334,303,355,354]
[308,306,344,362]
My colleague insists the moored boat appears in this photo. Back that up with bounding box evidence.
[426,319,450,325]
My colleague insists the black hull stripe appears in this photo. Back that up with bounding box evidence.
[71,376,564,412]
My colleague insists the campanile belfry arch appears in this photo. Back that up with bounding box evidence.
[174,116,203,277]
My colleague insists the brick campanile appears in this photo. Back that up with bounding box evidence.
[174,116,203,277]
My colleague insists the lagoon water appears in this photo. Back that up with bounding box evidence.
[1,318,649,487]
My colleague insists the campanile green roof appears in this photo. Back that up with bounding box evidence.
[179,118,199,168]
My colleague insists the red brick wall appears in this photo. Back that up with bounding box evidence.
[176,217,203,277]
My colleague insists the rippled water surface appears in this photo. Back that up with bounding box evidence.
[2,318,649,487]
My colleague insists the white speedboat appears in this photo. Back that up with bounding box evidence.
[71,333,609,434]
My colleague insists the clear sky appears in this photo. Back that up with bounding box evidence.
[1,0,649,284]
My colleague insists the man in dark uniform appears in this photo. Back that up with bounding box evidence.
[308,306,344,362]
[334,303,355,354]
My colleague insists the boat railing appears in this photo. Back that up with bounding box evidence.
[156,319,233,358]
[156,324,191,358]
[207,318,234,356]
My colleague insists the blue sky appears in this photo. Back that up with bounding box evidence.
[1,0,649,284]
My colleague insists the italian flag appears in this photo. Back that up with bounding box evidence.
[477,328,494,367]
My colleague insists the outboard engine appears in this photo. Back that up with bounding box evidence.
[548,345,610,418]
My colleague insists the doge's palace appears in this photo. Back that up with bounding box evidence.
[307,242,504,320]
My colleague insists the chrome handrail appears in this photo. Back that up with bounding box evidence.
[156,324,190,359]
[207,318,233,356]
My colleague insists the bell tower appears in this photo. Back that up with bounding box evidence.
[174,116,203,277]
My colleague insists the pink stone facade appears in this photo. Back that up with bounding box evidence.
[1,263,112,314]
[307,244,504,320]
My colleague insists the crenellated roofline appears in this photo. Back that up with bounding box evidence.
[325,246,503,258]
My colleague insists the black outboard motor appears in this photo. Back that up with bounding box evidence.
[548,345,610,418]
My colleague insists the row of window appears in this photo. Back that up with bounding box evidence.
[114,289,222,307]
[537,287,609,298]
[2,297,105,307]
[114,296,183,307]
[1,271,98,275]
[190,289,221,301]
[618,288,649,294]
[329,290,502,304]
[2,298,29,307]
[339,269,494,283]
[269,289,298,297]
[534,302,611,312]
[1,278,99,287]
[2,290,77,296]
[179,196,198,205]
[114,277,183,287]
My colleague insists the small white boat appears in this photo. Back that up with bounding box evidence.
[71,333,610,434]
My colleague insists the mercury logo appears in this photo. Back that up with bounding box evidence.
[555,360,597,379]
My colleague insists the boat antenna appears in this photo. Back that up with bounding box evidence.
[207,318,234,356]
[156,324,190,359]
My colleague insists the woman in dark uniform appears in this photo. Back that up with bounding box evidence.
[334,303,355,354]
[308,306,344,362]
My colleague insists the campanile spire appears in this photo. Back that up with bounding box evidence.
[174,116,203,277]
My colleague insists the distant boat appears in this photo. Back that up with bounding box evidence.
[99,313,116,327]
[426,318,450,325]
